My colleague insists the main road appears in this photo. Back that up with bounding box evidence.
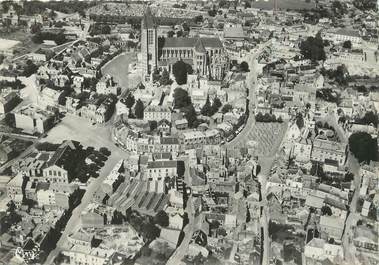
[43,116,130,264]
[341,154,361,264]
[225,40,276,265]
[166,156,202,265]
[226,41,271,148]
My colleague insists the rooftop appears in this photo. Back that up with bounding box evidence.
[163,37,223,49]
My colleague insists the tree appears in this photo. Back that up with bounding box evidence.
[296,113,305,129]
[349,132,378,163]
[152,68,160,83]
[142,222,160,240]
[23,60,38,77]
[246,206,251,222]
[32,33,43,44]
[124,93,135,110]
[182,23,190,32]
[183,104,198,128]
[159,68,171,86]
[299,33,326,61]
[240,61,249,72]
[173,87,191,109]
[154,210,169,227]
[343,40,352,49]
[221,104,233,114]
[30,23,41,34]
[201,95,212,116]
[353,0,376,11]
[172,60,189,85]
[332,1,347,15]
[208,9,217,17]
[134,99,144,119]
[193,253,205,265]
[211,97,222,114]
[149,120,158,131]
[101,24,111,35]
[194,15,203,24]
[176,30,183,37]
[167,31,175,38]
[344,172,354,182]
[334,65,348,85]
[357,111,379,127]
[321,205,332,216]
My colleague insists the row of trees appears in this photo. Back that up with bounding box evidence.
[32,31,67,45]
[321,65,349,86]
[316,88,341,104]
[255,112,283,123]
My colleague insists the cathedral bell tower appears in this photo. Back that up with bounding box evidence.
[141,6,158,81]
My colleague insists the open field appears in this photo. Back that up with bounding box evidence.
[252,0,316,10]
[0,30,43,58]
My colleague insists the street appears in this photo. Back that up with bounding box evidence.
[44,145,129,264]
[44,115,129,264]
[226,41,275,265]
[226,40,272,148]
[166,156,200,265]
[341,154,361,264]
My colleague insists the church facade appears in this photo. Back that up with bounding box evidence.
[140,7,228,81]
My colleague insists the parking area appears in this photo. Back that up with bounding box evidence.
[44,114,129,177]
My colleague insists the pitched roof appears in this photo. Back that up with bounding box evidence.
[142,6,156,29]
[147,160,178,169]
[195,38,206,53]
[163,37,223,49]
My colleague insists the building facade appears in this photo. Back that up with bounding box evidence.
[140,6,158,79]
[140,7,227,81]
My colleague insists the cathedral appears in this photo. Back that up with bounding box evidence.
[140,7,228,81]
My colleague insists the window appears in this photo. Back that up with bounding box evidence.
[148,53,152,60]
[148,30,154,45]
